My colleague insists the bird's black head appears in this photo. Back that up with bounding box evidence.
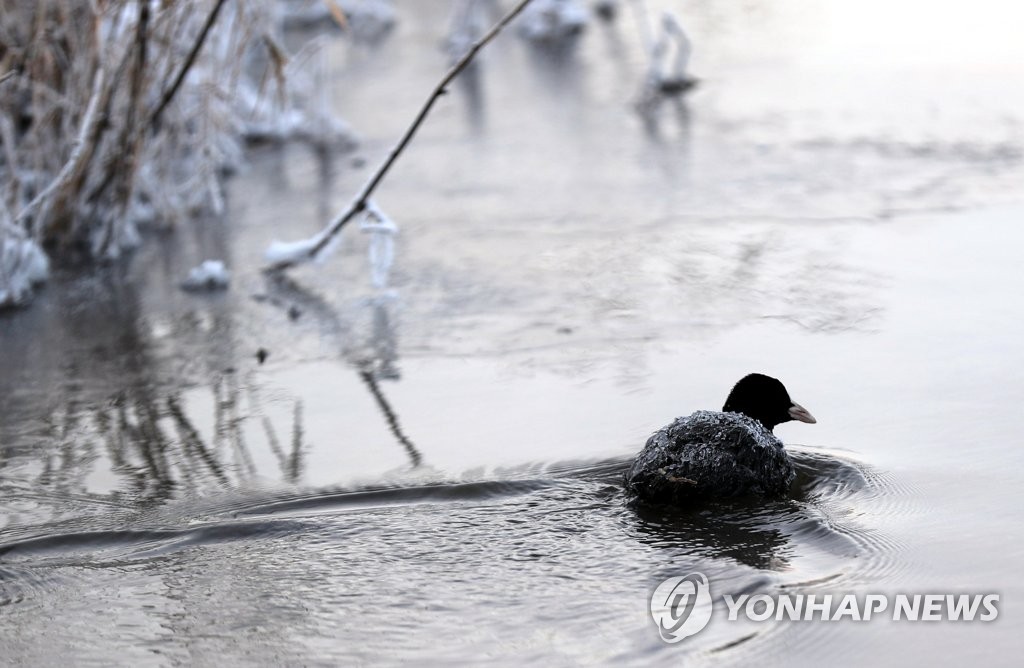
[722,373,816,432]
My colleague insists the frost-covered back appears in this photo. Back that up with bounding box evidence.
[625,410,795,503]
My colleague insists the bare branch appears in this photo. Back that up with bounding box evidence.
[265,0,536,271]
[149,0,228,129]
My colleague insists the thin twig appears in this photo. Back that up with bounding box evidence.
[265,0,535,271]
[149,0,228,129]
[14,64,106,227]
[92,3,151,255]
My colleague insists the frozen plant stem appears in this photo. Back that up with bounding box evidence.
[265,0,536,272]
[150,0,228,130]
[15,66,107,228]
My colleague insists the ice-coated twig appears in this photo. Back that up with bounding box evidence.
[635,10,698,112]
[264,0,537,272]
[359,200,398,290]
[658,13,693,84]
[14,66,107,228]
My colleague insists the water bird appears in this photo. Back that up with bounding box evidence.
[624,374,815,503]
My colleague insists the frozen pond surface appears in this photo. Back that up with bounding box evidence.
[2,0,1024,664]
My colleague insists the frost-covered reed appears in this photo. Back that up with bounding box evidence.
[517,0,588,42]
[633,9,699,113]
[0,0,354,308]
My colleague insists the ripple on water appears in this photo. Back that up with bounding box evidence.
[617,446,913,663]
[0,451,903,574]
[791,447,915,586]
[0,449,911,664]
[0,564,48,608]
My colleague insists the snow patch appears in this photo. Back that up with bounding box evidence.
[0,237,50,308]
[181,259,231,292]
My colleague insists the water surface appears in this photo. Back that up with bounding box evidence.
[2,0,1023,664]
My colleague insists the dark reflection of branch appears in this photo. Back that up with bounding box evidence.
[444,0,498,132]
[212,376,227,457]
[525,37,584,94]
[167,395,229,487]
[250,374,305,483]
[261,416,287,472]
[136,398,173,485]
[314,145,336,223]
[455,61,486,133]
[0,228,317,524]
[12,377,310,515]
[363,299,399,380]
[289,401,304,483]
[358,369,422,468]
[93,397,177,503]
[355,298,423,468]
[258,272,424,468]
[261,271,350,344]
[638,95,692,145]
[224,373,257,481]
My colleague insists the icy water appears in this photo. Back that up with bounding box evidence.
[2,0,1024,664]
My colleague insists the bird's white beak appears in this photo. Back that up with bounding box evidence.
[788,403,816,424]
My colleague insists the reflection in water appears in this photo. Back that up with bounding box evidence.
[0,375,310,532]
[357,298,399,379]
[354,297,423,467]
[444,0,495,132]
[4,2,1008,661]
[639,94,693,144]
[454,60,486,132]
[313,145,337,223]
[261,270,351,344]
[0,450,885,569]
[166,394,230,488]
[624,449,884,573]
[260,263,421,468]
[629,501,794,571]
[0,447,899,665]
[358,369,422,468]
[524,34,586,97]
[260,402,305,484]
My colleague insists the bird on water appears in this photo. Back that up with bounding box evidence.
[624,373,816,503]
